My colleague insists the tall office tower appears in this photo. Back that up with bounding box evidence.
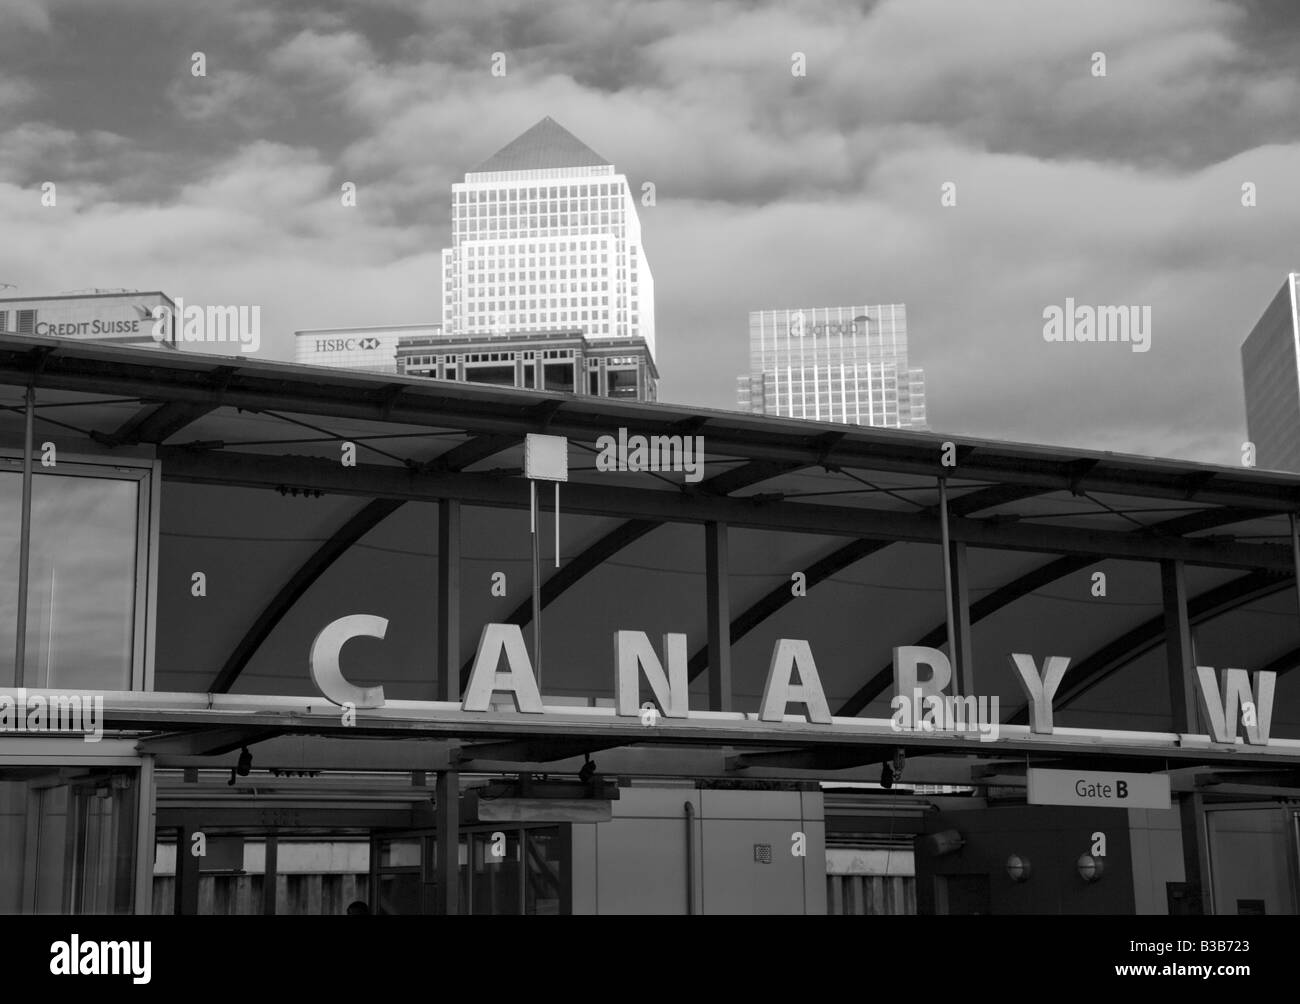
[440,117,656,376]
[737,305,927,428]
[1241,272,1300,472]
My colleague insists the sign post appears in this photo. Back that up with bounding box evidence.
[524,434,568,690]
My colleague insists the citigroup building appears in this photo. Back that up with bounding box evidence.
[738,305,927,429]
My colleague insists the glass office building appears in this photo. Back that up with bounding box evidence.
[441,117,656,378]
[737,305,926,428]
[1242,273,1300,473]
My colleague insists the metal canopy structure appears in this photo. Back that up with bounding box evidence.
[1,331,1299,783]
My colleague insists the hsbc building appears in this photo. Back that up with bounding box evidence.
[294,323,443,374]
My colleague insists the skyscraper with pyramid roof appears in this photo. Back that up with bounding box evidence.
[440,117,656,383]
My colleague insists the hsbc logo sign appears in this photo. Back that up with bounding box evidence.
[314,336,384,352]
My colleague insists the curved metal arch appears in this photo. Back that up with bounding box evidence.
[210,432,518,693]
[454,457,818,685]
[687,484,1058,688]
[1025,569,1293,721]
[833,506,1265,716]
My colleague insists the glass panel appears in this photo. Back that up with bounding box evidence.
[72,773,138,914]
[25,474,138,690]
[0,473,20,683]
[525,827,563,915]
[0,780,26,912]
[378,838,420,869]
[471,830,520,915]
[457,835,469,914]
[375,872,421,916]
[35,785,70,913]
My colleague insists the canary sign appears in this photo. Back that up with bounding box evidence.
[308,616,1279,749]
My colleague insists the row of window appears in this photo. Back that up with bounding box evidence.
[455,215,620,231]
[467,255,606,269]
[467,240,608,255]
[454,226,621,240]
[468,295,610,308]
[460,199,619,215]
[456,183,621,201]
[0,310,36,334]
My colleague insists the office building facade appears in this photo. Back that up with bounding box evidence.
[440,117,656,377]
[1242,273,1300,472]
[398,329,657,400]
[737,305,926,429]
[294,323,442,374]
[0,291,176,349]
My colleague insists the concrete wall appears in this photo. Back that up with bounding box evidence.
[1206,806,1296,915]
[571,785,825,915]
[916,804,1134,914]
[1128,807,1184,915]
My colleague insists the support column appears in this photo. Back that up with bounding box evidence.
[174,825,200,916]
[262,833,278,915]
[1177,791,1213,915]
[706,521,731,712]
[949,541,974,695]
[132,756,156,915]
[435,770,459,916]
[1161,559,1199,734]
[435,499,461,915]
[937,479,972,693]
[1291,514,1300,623]
[14,385,33,686]
[1163,558,1210,914]
[437,500,460,703]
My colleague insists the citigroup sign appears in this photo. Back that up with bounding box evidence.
[789,312,866,338]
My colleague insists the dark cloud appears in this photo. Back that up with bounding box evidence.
[0,0,1297,464]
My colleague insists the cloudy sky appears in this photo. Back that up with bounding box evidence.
[2,0,1298,464]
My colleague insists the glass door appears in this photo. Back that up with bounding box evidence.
[369,833,431,915]
[27,769,138,914]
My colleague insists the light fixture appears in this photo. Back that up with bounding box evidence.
[1077,853,1105,882]
[880,748,906,789]
[227,746,253,786]
[921,829,965,856]
[1006,853,1032,882]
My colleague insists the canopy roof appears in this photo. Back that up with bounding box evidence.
[0,332,1297,782]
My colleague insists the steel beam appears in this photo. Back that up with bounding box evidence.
[834,507,1268,717]
[158,447,1294,571]
[706,521,732,712]
[438,499,460,702]
[435,770,458,915]
[101,400,217,447]
[139,726,282,757]
[454,738,624,764]
[14,385,32,686]
[9,338,1300,511]
[1162,560,1200,733]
